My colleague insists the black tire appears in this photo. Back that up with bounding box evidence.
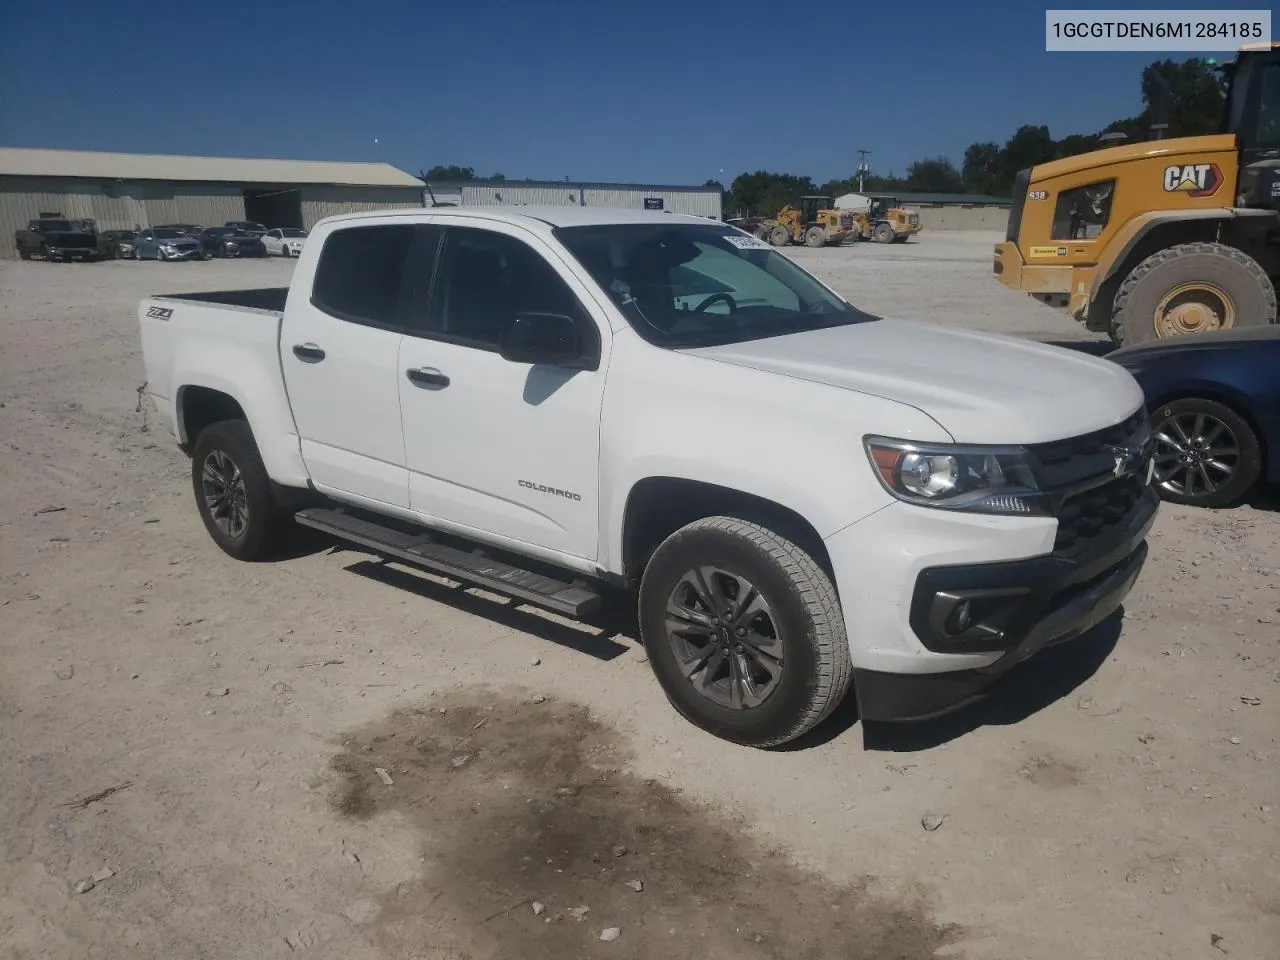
[768,224,791,247]
[873,222,894,243]
[804,226,826,248]
[1150,397,1263,508]
[18,247,31,261]
[1111,242,1276,347]
[639,517,852,748]
[190,419,286,561]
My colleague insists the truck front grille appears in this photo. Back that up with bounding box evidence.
[1053,475,1148,553]
[1024,409,1154,556]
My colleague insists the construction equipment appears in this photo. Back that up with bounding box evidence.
[764,196,853,247]
[849,195,922,243]
[994,43,1280,346]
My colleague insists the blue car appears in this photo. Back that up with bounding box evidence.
[1110,327,1280,507]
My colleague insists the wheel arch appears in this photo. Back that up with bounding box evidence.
[1087,211,1274,331]
[618,476,836,587]
[176,384,248,451]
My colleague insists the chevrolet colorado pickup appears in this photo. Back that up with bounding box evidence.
[138,207,1158,747]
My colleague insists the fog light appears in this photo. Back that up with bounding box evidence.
[947,600,973,634]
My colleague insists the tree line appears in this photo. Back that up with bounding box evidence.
[719,58,1224,217]
[418,58,1224,219]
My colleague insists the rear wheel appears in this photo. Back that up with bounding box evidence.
[639,517,852,747]
[1111,242,1276,347]
[874,222,894,243]
[1151,398,1262,508]
[804,225,826,248]
[190,420,287,561]
[768,224,791,247]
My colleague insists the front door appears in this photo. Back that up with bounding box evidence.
[280,220,418,508]
[397,219,608,560]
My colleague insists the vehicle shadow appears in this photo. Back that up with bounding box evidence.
[784,608,1125,752]
[344,558,638,661]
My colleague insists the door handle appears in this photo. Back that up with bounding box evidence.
[292,343,326,363]
[406,367,450,389]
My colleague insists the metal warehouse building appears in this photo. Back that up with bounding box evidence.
[424,178,722,219]
[0,148,427,258]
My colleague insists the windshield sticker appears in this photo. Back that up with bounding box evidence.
[724,234,772,250]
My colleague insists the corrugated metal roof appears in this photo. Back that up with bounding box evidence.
[0,147,424,188]
[427,178,720,193]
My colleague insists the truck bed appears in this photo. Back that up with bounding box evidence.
[155,287,289,313]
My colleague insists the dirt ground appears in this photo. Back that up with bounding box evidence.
[1,233,1277,960]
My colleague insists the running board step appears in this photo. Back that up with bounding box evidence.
[294,507,602,618]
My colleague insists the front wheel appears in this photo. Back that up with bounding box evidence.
[874,223,894,243]
[768,224,791,247]
[639,517,852,747]
[191,420,286,560]
[804,225,826,248]
[1111,242,1276,347]
[1151,398,1262,508]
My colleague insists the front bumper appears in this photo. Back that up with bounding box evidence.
[825,484,1158,722]
[162,246,204,261]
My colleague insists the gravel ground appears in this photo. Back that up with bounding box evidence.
[1,234,1276,960]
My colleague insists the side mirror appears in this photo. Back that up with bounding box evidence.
[498,312,596,369]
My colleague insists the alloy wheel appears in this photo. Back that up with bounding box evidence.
[665,566,783,710]
[1153,412,1240,498]
[201,448,249,538]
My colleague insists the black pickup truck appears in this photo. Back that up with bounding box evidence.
[15,218,101,262]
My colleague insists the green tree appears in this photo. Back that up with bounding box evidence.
[905,156,964,193]
[419,165,476,181]
[1143,58,1225,138]
[962,142,1002,195]
[727,170,816,217]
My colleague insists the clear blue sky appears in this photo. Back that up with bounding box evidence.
[0,1,1241,186]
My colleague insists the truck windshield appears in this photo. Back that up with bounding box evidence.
[39,220,74,232]
[555,223,875,347]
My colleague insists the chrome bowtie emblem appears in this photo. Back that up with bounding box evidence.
[1107,444,1141,478]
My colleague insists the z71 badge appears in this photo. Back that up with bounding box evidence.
[1162,163,1223,198]
[145,305,174,321]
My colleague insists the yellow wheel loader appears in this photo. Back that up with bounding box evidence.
[850,195,922,243]
[994,43,1280,346]
[764,196,854,247]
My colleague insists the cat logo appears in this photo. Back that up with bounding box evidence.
[1162,163,1223,198]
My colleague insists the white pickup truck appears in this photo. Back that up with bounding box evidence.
[139,207,1158,747]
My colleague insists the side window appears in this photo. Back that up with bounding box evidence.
[429,227,582,348]
[1050,179,1115,241]
[311,224,416,327]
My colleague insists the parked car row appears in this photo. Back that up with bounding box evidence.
[14,217,307,262]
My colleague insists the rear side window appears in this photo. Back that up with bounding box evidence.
[311,224,416,327]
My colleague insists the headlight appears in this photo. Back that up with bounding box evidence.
[160,243,175,251]
[864,437,1046,515]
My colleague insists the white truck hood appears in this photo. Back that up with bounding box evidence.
[684,319,1144,445]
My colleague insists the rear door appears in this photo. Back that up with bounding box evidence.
[280,220,421,508]
[396,219,608,559]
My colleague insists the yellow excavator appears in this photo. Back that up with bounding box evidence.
[764,196,854,247]
[994,43,1280,345]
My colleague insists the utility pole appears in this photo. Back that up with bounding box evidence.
[856,149,871,193]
